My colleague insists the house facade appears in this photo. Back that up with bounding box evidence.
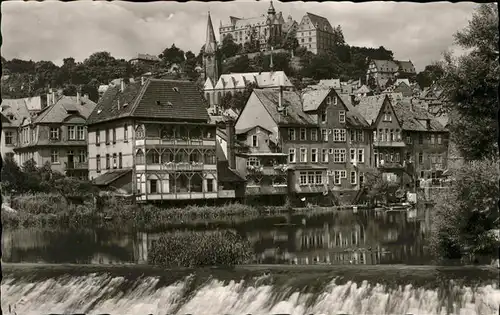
[86,78,238,203]
[366,60,416,87]
[12,91,96,179]
[296,12,336,55]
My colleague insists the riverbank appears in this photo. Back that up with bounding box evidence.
[1,193,377,231]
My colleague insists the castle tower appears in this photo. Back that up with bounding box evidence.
[203,11,219,86]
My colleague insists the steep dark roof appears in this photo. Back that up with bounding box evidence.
[253,89,316,126]
[338,94,370,128]
[87,79,209,125]
[306,12,333,32]
[217,161,245,182]
[34,96,96,124]
[392,99,447,132]
[355,95,388,125]
[93,169,132,186]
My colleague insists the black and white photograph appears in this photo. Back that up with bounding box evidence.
[1,1,499,314]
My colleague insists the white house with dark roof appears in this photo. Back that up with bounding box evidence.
[366,59,416,88]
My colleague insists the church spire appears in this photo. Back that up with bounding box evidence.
[268,0,276,16]
[204,11,217,54]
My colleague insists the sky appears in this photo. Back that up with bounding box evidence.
[1,0,479,71]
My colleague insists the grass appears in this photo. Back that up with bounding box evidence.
[1,193,268,231]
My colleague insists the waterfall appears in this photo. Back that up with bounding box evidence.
[2,266,499,315]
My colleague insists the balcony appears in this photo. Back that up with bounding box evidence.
[65,161,88,170]
[136,162,217,171]
[246,185,288,195]
[136,137,216,147]
[373,141,406,148]
[377,161,405,170]
[247,164,289,176]
[293,184,328,194]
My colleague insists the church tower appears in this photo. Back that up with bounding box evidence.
[203,12,219,86]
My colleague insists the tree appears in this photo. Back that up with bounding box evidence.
[430,158,499,261]
[282,29,299,52]
[301,51,344,80]
[159,44,186,65]
[220,34,240,59]
[439,3,499,161]
[332,25,346,46]
[416,64,445,89]
[222,55,251,74]
[361,168,400,206]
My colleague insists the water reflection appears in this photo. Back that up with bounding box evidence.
[2,209,432,266]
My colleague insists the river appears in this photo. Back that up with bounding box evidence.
[2,208,499,314]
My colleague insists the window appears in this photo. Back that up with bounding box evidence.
[406,135,412,143]
[311,129,318,141]
[321,129,328,141]
[373,130,377,142]
[390,129,394,142]
[77,126,85,140]
[106,154,110,169]
[340,170,347,178]
[288,128,296,141]
[396,129,401,141]
[334,170,341,185]
[105,129,110,144]
[300,172,307,185]
[437,134,442,144]
[350,148,356,162]
[395,152,400,162]
[68,126,76,140]
[383,111,392,121]
[315,171,322,184]
[350,130,356,142]
[378,129,383,141]
[357,149,365,163]
[300,148,307,162]
[333,149,346,163]
[112,128,116,143]
[339,111,346,123]
[359,173,364,186]
[321,149,328,163]
[5,131,13,145]
[96,129,100,145]
[311,148,318,162]
[251,135,258,147]
[308,172,315,184]
[50,127,59,140]
[151,151,160,164]
[289,148,296,163]
[350,171,357,185]
[150,179,158,194]
[96,155,101,172]
[51,150,59,163]
[320,111,327,123]
[419,134,423,144]
[79,150,86,163]
[113,153,117,169]
[247,157,260,167]
[333,96,338,105]
[430,134,435,144]
[124,124,128,142]
[333,129,346,142]
[418,152,423,164]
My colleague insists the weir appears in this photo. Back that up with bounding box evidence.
[2,264,499,315]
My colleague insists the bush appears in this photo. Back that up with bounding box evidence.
[430,158,499,261]
[149,230,254,267]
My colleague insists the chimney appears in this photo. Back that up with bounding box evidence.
[120,79,125,92]
[226,119,236,169]
[410,98,414,112]
[141,76,145,85]
[52,91,56,105]
[76,91,81,104]
[117,99,121,111]
[46,93,51,107]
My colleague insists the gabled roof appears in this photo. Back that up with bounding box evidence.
[33,95,96,124]
[305,12,333,32]
[318,79,341,89]
[217,161,245,182]
[372,60,399,72]
[204,77,215,90]
[397,60,415,73]
[1,98,31,127]
[236,125,273,135]
[253,89,316,126]
[87,79,209,125]
[392,99,447,132]
[93,169,132,186]
[355,85,371,94]
[337,94,370,128]
[302,89,330,112]
[395,79,411,87]
[354,95,388,125]
[214,71,293,90]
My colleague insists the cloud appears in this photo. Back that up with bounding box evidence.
[1,1,478,70]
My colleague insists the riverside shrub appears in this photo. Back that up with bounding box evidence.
[148,230,254,267]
